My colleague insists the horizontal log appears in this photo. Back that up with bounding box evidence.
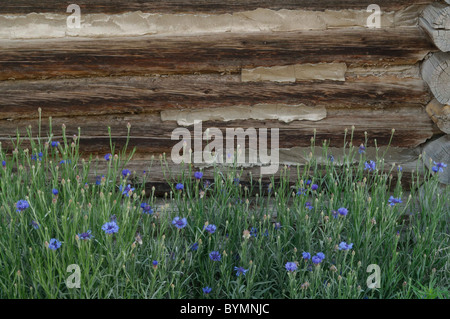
[0,107,439,153]
[0,0,437,14]
[0,74,432,119]
[0,28,435,80]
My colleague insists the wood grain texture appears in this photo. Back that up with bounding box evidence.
[421,52,450,104]
[0,0,437,14]
[0,28,435,81]
[0,74,432,120]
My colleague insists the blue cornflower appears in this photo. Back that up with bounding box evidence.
[297,188,307,196]
[31,220,40,230]
[119,184,135,196]
[16,200,30,212]
[78,230,93,241]
[190,242,199,251]
[203,287,212,294]
[32,152,44,161]
[102,221,119,235]
[194,171,203,179]
[122,169,131,178]
[95,175,104,185]
[1,160,5,167]
[203,180,211,189]
[316,252,325,261]
[332,210,338,219]
[104,153,112,161]
[209,251,221,261]
[338,207,348,216]
[176,183,184,190]
[312,255,323,265]
[311,184,319,191]
[172,217,187,229]
[364,160,376,171]
[398,166,403,172]
[285,262,298,272]
[432,162,447,173]
[52,188,58,196]
[338,242,354,251]
[274,222,281,230]
[328,155,335,162]
[204,224,217,234]
[59,159,71,164]
[152,260,158,268]
[302,252,311,260]
[51,141,60,147]
[234,266,249,276]
[305,202,313,210]
[305,179,312,186]
[140,203,154,214]
[388,196,402,206]
[233,177,240,185]
[250,227,258,237]
[48,238,62,250]
[359,144,366,154]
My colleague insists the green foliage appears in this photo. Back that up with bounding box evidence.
[0,118,448,299]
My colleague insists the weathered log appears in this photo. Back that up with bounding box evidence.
[0,0,437,14]
[0,74,431,120]
[421,2,450,30]
[425,99,450,133]
[422,135,450,184]
[0,28,435,81]
[421,52,450,104]
[419,3,450,52]
[0,107,439,155]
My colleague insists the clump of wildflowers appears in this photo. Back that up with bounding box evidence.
[172,217,187,229]
[338,242,354,251]
[337,207,348,216]
[285,262,298,272]
[203,287,212,294]
[194,171,203,179]
[209,251,221,261]
[122,169,131,178]
[204,224,217,234]
[140,203,154,214]
[16,200,29,212]
[48,238,62,250]
[234,266,249,276]
[77,230,93,241]
[359,144,366,154]
[432,162,447,173]
[364,160,376,171]
[102,221,119,235]
[119,184,135,196]
[312,252,325,265]
[388,196,402,206]
[31,220,39,230]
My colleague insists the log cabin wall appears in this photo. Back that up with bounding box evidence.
[0,1,449,186]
